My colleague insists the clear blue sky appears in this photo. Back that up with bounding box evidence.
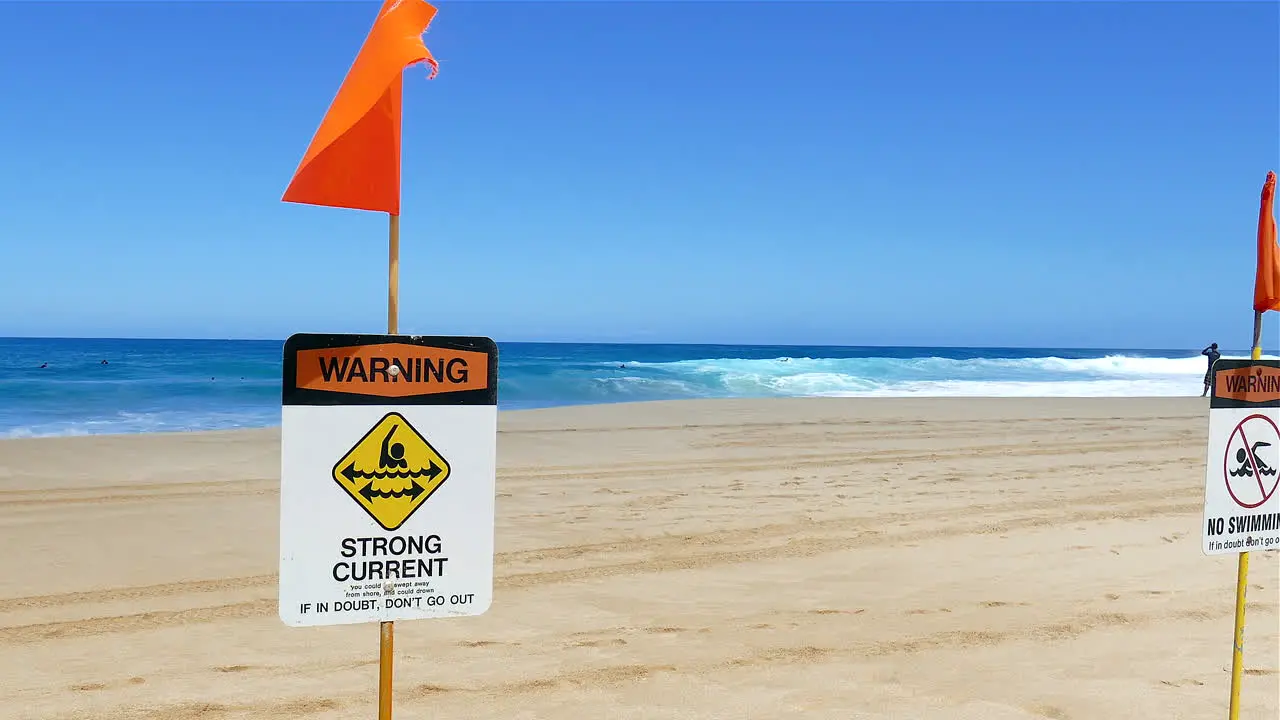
[0,0,1276,349]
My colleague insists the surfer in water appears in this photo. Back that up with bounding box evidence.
[1201,343,1220,397]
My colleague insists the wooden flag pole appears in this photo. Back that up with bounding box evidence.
[380,212,400,720]
[379,619,395,719]
[389,213,401,336]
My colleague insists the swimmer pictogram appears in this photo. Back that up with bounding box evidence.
[1229,443,1275,479]
[332,412,451,530]
[1222,413,1280,510]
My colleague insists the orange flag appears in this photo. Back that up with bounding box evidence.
[282,0,439,215]
[1254,170,1280,313]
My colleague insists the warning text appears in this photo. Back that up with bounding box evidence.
[295,343,490,398]
[331,534,449,582]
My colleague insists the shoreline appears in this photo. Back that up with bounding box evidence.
[0,395,1213,443]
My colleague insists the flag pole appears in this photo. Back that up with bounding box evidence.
[1251,311,1263,357]
[1227,311,1264,720]
[380,211,400,720]
[389,213,401,336]
[379,618,394,719]
[278,1,437,717]
[1228,526,1249,720]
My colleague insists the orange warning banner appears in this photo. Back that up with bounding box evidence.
[1214,363,1280,405]
[296,343,490,398]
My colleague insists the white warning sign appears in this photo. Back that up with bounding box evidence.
[278,333,498,626]
[1202,358,1280,555]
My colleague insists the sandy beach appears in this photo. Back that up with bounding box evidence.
[0,397,1276,719]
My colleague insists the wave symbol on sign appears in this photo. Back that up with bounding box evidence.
[340,425,444,503]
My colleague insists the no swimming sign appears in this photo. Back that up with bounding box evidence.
[1202,358,1280,555]
[278,333,498,627]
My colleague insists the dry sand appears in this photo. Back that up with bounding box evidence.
[0,397,1276,719]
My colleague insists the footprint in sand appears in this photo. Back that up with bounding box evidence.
[417,684,450,694]
[809,608,865,615]
[70,677,146,692]
[572,638,627,648]
[70,683,107,692]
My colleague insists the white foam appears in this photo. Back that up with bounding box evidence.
[605,353,1234,399]
[815,378,1199,398]
[626,354,1235,378]
[0,409,283,439]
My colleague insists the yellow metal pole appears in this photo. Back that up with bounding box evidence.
[379,212,400,720]
[1228,315,1264,720]
[1227,549,1249,720]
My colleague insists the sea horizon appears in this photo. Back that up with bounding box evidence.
[0,336,1261,439]
[0,335,1243,353]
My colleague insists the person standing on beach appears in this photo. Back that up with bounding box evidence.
[1201,343,1220,397]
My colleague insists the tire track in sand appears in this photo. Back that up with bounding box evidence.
[0,482,1186,613]
[0,495,1199,646]
[61,603,1232,720]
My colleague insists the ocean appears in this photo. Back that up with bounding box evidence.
[0,337,1239,438]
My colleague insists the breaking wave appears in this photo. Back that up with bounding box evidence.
[4,337,1266,436]
[497,352,1270,408]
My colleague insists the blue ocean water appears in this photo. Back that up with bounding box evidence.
[0,337,1244,438]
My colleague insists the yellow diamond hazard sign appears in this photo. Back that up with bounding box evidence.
[332,412,450,531]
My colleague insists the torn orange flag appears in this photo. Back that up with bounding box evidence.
[1254,170,1280,313]
[282,0,439,215]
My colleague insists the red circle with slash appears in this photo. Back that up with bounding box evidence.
[1222,413,1280,509]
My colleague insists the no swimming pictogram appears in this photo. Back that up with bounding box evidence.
[1222,413,1280,509]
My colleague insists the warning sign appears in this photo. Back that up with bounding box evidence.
[333,412,451,531]
[1203,358,1280,556]
[279,333,498,627]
